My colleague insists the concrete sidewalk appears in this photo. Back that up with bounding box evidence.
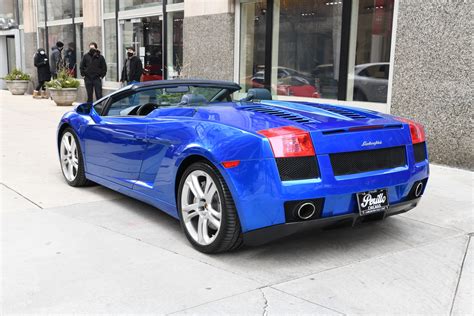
[1,90,473,315]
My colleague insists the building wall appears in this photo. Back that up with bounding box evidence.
[391,0,473,170]
[183,0,235,81]
[183,12,235,81]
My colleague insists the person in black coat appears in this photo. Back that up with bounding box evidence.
[80,42,107,103]
[33,48,51,98]
[120,46,143,84]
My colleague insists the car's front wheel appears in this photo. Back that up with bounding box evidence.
[59,128,89,187]
[177,162,242,253]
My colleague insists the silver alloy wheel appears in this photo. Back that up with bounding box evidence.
[60,132,79,182]
[181,170,222,246]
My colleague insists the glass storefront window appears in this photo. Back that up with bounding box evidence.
[121,16,163,81]
[349,0,394,103]
[18,0,24,25]
[104,19,117,81]
[74,23,83,77]
[38,1,45,22]
[75,0,83,17]
[38,27,46,50]
[104,0,115,14]
[20,29,25,69]
[166,11,183,79]
[46,0,73,20]
[47,24,74,73]
[6,36,16,73]
[119,0,163,11]
[0,0,19,28]
[276,0,342,99]
[239,0,395,104]
[239,0,267,93]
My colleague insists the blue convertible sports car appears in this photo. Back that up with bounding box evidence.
[57,80,429,253]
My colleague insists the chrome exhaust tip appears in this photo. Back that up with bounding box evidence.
[296,202,316,220]
[414,182,424,197]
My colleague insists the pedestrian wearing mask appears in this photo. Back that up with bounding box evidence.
[120,46,143,85]
[80,42,107,103]
[50,41,65,78]
[33,48,51,99]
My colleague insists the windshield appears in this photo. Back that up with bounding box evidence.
[103,85,237,117]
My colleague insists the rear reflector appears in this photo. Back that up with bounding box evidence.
[395,117,425,144]
[258,126,315,158]
[222,161,240,168]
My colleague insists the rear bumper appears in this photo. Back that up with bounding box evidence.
[243,198,420,246]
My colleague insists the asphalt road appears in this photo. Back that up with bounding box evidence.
[1,90,472,315]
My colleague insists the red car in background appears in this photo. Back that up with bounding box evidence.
[141,64,163,82]
[250,72,320,98]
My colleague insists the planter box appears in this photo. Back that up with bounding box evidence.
[49,88,78,106]
[6,80,29,95]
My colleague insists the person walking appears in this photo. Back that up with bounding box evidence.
[33,48,51,99]
[120,46,143,85]
[50,41,64,79]
[80,42,107,103]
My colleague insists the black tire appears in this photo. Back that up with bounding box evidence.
[177,161,243,253]
[59,127,90,187]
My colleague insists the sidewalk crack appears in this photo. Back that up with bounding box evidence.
[260,288,269,316]
[1,182,43,209]
[449,233,471,315]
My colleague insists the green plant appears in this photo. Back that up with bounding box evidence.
[45,69,80,89]
[3,69,31,81]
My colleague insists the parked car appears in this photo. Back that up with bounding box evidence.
[312,62,390,102]
[353,62,390,103]
[57,80,429,253]
[250,66,321,98]
[250,73,320,98]
[312,64,338,99]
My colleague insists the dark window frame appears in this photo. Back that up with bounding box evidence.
[38,0,80,75]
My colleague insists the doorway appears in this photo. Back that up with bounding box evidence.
[120,16,163,81]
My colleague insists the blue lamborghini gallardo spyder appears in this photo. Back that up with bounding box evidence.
[57,80,429,253]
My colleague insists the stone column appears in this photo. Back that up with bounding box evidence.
[183,0,235,81]
[390,1,473,170]
[23,0,38,92]
[82,0,102,51]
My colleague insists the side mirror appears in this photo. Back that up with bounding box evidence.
[75,102,92,115]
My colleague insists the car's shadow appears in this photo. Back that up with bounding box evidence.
[84,188,429,284]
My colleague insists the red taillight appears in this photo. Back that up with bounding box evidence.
[395,117,425,144]
[258,126,315,158]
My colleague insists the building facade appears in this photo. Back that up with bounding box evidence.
[1,0,472,169]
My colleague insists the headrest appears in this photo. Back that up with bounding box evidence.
[179,94,208,105]
[241,88,272,101]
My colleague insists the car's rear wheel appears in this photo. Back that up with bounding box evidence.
[177,162,243,253]
[59,128,89,187]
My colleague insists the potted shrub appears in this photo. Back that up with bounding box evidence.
[45,69,80,106]
[3,69,31,95]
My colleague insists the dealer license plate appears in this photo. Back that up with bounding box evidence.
[356,189,389,216]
